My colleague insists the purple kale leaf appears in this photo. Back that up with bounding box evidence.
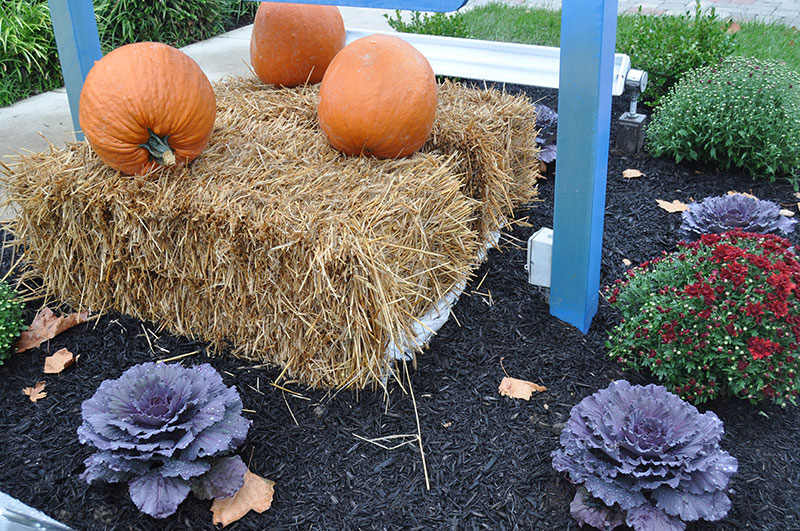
[78,362,251,519]
[551,380,737,531]
[534,103,558,163]
[680,194,796,241]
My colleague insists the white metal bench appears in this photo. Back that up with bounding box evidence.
[346,28,640,97]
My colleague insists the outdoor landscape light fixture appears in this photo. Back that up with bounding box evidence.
[617,68,649,154]
[624,68,648,117]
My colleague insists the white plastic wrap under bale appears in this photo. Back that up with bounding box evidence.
[527,227,553,287]
[386,231,501,362]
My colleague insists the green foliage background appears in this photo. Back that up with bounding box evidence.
[0,0,258,107]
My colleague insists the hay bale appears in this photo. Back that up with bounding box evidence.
[2,76,539,389]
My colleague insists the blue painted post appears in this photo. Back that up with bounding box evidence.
[48,0,102,140]
[549,0,617,333]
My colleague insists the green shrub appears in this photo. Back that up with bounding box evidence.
[384,10,468,38]
[646,56,800,181]
[616,0,734,105]
[0,280,24,364]
[0,0,62,107]
[605,231,800,406]
[95,0,258,52]
[0,0,257,107]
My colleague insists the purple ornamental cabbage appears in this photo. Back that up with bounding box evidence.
[534,102,558,163]
[680,194,796,241]
[551,380,737,531]
[78,362,252,519]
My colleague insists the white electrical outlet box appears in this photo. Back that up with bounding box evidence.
[526,227,553,287]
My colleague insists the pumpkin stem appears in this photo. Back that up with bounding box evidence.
[138,129,176,166]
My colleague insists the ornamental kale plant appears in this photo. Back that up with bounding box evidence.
[606,231,800,406]
[534,102,558,163]
[552,380,738,531]
[78,362,252,519]
[646,56,800,180]
[0,280,24,364]
[680,194,797,241]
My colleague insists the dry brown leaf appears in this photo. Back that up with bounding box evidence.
[780,209,795,217]
[44,348,78,374]
[727,21,741,34]
[656,199,688,213]
[15,308,89,353]
[622,168,644,179]
[727,190,757,199]
[211,470,274,527]
[22,381,47,402]
[498,376,547,400]
[622,258,632,266]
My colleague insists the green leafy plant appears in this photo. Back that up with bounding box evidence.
[0,0,62,106]
[646,56,800,181]
[606,231,800,406]
[616,0,734,105]
[384,10,468,38]
[0,280,24,364]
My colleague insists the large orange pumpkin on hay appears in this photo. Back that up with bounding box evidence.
[79,42,216,176]
[250,3,345,87]
[317,34,437,159]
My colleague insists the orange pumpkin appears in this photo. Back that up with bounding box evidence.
[79,42,216,176]
[317,34,437,159]
[250,3,345,87]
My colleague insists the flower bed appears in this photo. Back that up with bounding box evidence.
[1,82,799,529]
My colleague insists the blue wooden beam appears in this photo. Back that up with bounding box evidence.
[549,0,617,333]
[48,0,102,141]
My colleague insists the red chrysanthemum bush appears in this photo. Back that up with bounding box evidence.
[606,230,800,406]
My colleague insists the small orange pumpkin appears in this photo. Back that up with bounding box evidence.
[317,34,437,159]
[250,3,345,87]
[79,42,216,176]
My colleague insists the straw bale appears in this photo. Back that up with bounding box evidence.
[2,76,540,389]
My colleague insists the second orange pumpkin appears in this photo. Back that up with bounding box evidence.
[250,3,345,87]
[317,34,437,159]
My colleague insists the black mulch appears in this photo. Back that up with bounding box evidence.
[2,84,800,531]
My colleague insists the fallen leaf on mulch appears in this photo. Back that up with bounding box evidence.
[727,21,741,34]
[15,308,89,353]
[780,209,795,217]
[22,382,47,402]
[622,168,644,179]
[727,190,757,199]
[211,470,275,526]
[499,377,547,400]
[43,348,78,374]
[656,199,688,213]
[622,258,632,266]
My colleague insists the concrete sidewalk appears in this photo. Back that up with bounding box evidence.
[0,0,797,219]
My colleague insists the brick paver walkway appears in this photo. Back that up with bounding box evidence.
[501,0,800,26]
